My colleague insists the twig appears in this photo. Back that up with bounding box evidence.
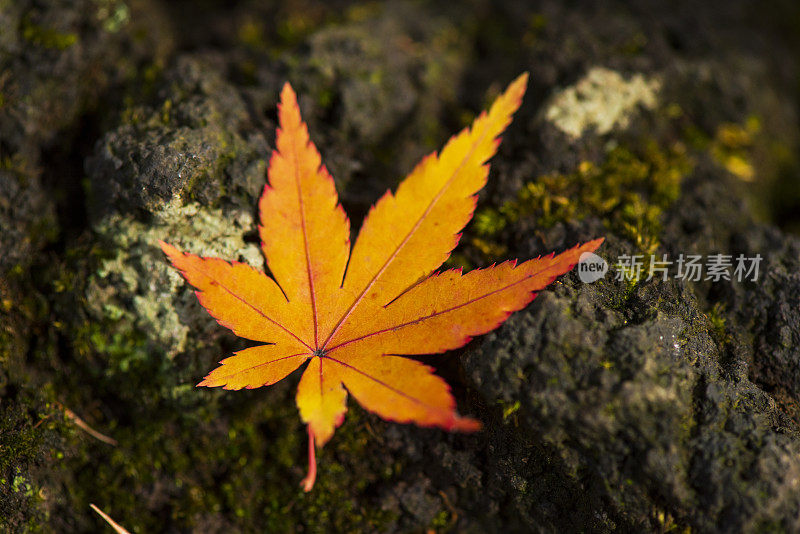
[57,403,118,446]
[90,504,131,534]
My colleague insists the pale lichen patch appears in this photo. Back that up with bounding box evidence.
[89,199,263,357]
[544,67,661,139]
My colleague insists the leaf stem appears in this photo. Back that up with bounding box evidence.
[300,425,317,492]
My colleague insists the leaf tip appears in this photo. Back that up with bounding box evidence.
[506,72,529,104]
[197,374,218,387]
[576,237,605,257]
[589,236,605,249]
[279,81,301,122]
[280,81,296,101]
[158,239,178,256]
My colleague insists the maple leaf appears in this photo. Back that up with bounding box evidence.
[159,73,603,491]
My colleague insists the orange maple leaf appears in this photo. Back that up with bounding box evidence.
[159,74,603,491]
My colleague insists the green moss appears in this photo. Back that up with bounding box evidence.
[55,287,399,532]
[287,411,399,532]
[429,508,451,531]
[237,20,266,49]
[70,405,396,532]
[160,98,172,125]
[316,87,334,109]
[473,140,693,259]
[521,13,547,46]
[501,400,521,421]
[707,302,727,341]
[709,117,760,181]
[75,320,151,374]
[95,0,130,33]
[6,263,25,279]
[0,394,64,532]
[22,18,79,50]
[274,5,336,50]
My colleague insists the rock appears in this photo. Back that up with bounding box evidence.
[85,53,269,222]
[283,1,476,204]
[0,0,172,157]
[0,167,55,277]
[463,274,800,531]
[0,1,173,529]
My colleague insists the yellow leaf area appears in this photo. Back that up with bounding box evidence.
[160,74,603,490]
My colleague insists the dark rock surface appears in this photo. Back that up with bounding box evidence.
[2,0,800,532]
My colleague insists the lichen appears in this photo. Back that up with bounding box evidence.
[544,67,661,139]
[88,199,263,358]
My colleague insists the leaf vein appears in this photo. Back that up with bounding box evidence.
[322,355,449,413]
[208,352,309,381]
[321,118,492,349]
[190,262,311,350]
[326,259,560,353]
